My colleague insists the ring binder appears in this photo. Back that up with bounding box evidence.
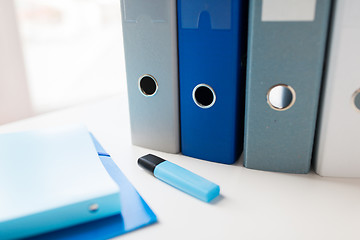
[314,0,360,177]
[178,0,248,164]
[121,0,180,153]
[244,0,332,173]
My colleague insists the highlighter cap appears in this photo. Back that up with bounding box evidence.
[138,154,165,174]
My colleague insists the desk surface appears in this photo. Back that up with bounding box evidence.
[1,95,360,240]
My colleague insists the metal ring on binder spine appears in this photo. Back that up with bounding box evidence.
[352,89,360,112]
[192,83,216,109]
[138,74,158,97]
[267,84,296,111]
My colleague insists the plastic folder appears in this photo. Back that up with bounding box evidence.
[244,0,332,173]
[120,0,180,153]
[25,133,157,239]
[178,0,248,164]
[0,126,156,239]
[0,126,122,239]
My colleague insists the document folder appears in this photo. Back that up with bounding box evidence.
[243,0,332,173]
[178,0,248,164]
[120,0,180,153]
[314,0,360,177]
[27,133,157,239]
[0,126,121,239]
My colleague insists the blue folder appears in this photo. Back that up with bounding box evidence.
[26,133,157,240]
[178,0,248,164]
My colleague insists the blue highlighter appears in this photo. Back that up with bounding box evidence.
[138,154,220,203]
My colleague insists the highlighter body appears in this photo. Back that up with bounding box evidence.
[138,154,220,202]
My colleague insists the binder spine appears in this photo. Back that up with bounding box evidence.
[244,0,332,173]
[121,0,180,153]
[314,0,360,177]
[178,0,247,164]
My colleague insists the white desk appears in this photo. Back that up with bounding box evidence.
[1,95,360,240]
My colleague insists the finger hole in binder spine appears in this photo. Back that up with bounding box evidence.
[139,74,158,97]
[267,84,296,111]
[352,89,360,112]
[192,84,216,109]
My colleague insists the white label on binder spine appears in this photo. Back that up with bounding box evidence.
[262,0,316,22]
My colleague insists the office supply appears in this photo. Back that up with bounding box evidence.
[1,95,360,240]
[120,0,180,153]
[29,134,157,239]
[243,0,332,173]
[138,154,220,202]
[0,126,121,239]
[178,0,248,164]
[314,0,360,177]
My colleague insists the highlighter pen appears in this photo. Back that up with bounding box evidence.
[138,154,220,202]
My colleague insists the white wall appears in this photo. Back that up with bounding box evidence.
[0,0,32,124]
[15,0,125,113]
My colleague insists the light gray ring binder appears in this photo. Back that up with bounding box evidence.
[120,0,180,153]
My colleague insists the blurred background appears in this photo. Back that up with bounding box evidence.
[0,0,126,124]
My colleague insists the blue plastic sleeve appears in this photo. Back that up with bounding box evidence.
[153,161,220,202]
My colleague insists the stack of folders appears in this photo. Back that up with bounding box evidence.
[121,0,360,177]
[0,126,156,239]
